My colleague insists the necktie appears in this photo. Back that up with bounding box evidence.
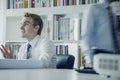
[26,43,31,59]
[107,7,119,51]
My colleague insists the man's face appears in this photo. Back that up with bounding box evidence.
[20,17,38,40]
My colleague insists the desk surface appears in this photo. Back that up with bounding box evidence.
[0,69,102,80]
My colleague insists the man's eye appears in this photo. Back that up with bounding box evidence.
[20,23,28,27]
[25,23,29,25]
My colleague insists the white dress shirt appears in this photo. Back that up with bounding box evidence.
[81,0,115,64]
[18,35,56,68]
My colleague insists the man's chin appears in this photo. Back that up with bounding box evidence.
[21,35,26,38]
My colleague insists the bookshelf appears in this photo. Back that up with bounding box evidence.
[1,0,119,68]
[2,0,89,68]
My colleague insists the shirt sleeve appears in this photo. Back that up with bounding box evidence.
[37,39,56,68]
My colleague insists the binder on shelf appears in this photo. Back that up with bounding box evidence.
[23,0,28,8]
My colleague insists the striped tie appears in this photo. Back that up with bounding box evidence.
[26,43,31,59]
[107,7,119,51]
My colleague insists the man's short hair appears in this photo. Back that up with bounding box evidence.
[24,12,43,35]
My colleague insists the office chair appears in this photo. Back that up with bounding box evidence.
[56,54,75,69]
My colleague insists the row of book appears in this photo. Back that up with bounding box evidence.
[53,15,69,40]
[53,14,82,40]
[55,45,69,55]
[7,0,99,9]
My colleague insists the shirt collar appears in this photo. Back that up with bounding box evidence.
[27,35,40,47]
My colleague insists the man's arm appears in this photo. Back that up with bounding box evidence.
[37,39,56,68]
[81,6,96,67]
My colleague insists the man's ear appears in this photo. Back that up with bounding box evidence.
[34,25,39,32]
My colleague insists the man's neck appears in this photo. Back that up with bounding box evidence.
[27,35,38,42]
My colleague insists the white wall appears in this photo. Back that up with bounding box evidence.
[0,0,6,44]
[0,0,6,58]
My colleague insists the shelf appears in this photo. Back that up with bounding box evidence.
[6,40,27,43]
[6,5,89,17]
[53,40,80,43]
[6,40,81,44]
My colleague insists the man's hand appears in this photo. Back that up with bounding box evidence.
[83,55,93,68]
[85,63,93,68]
[0,45,13,59]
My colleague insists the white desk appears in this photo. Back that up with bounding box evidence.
[0,69,103,80]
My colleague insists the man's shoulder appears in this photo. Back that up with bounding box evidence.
[36,38,55,50]
[38,38,52,42]
[37,38,54,45]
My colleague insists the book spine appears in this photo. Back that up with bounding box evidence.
[23,0,28,8]
[10,0,14,9]
[7,0,10,9]
[14,0,18,9]
[28,0,31,8]
[31,0,35,8]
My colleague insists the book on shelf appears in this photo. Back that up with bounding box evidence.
[19,0,24,8]
[60,17,70,40]
[8,0,14,9]
[35,0,41,8]
[53,14,78,40]
[31,0,35,8]
[28,0,31,8]
[23,0,28,8]
[53,15,61,40]
[79,13,83,40]
[78,46,83,68]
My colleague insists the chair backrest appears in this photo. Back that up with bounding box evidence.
[56,55,75,69]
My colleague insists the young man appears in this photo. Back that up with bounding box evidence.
[0,12,56,68]
[81,0,119,67]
